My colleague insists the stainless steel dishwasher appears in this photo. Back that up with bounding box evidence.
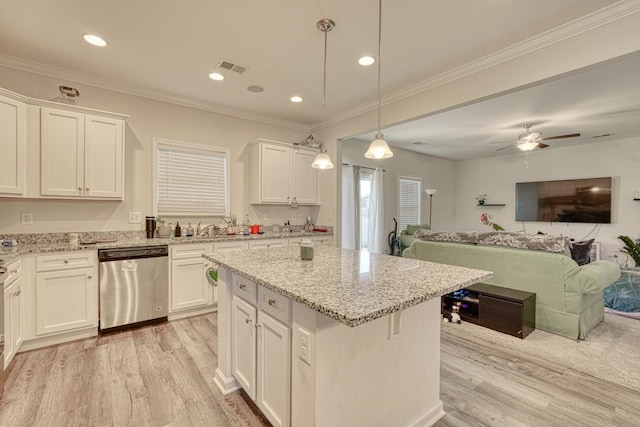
[98,245,168,332]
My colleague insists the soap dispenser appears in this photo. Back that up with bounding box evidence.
[175,222,182,237]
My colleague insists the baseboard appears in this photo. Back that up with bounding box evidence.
[404,400,445,427]
[19,327,98,352]
[213,368,241,395]
[168,304,217,321]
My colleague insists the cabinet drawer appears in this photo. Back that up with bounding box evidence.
[36,251,95,272]
[258,286,291,325]
[249,239,287,250]
[233,275,257,304]
[4,258,22,285]
[214,241,249,252]
[171,243,213,260]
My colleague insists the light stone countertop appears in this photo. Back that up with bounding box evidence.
[0,231,332,265]
[203,245,493,327]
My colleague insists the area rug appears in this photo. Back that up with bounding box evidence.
[442,313,640,392]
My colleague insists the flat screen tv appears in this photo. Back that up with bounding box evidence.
[515,177,612,223]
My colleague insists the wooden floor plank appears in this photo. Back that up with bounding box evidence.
[2,312,639,427]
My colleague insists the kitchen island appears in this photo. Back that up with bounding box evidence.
[204,245,492,427]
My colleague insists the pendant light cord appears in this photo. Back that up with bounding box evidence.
[322,26,328,153]
[377,0,382,135]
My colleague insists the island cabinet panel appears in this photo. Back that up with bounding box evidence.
[231,296,257,399]
[230,280,292,427]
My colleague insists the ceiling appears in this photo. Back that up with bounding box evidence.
[1,0,636,159]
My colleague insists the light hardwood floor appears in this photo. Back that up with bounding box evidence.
[1,313,638,427]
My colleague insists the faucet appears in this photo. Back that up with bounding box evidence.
[197,223,218,237]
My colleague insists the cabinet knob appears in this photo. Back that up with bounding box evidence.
[268,298,276,306]
[64,259,70,264]
[255,324,261,329]
[78,187,82,191]
[85,188,90,192]
[88,275,93,279]
[14,290,21,296]
[245,318,252,324]
[239,283,246,290]
[12,269,18,274]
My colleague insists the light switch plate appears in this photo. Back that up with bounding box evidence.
[21,212,33,225]
[128,212,142,224]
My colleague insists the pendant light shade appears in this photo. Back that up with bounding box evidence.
[365,0,393,160]
[311,151,334,169]
[311,18,335,170]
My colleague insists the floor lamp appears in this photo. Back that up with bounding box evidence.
[426,189,437,229]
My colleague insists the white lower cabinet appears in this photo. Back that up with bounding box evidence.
[35,252,98,336]
[4,259,23,369]
[170,244,215,315]
[232,278,291,427]
[249,239,287,250]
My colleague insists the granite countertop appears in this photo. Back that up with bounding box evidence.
[0,231,332,264]
[203,245,492,327]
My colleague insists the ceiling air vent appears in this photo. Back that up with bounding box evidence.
[217,59,248,74]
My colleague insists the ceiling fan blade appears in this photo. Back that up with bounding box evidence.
[495,144,515,152]
[541,133,580,141]
[538,142,549,149]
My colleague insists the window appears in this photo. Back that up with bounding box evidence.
[398,176,421,232]
[153,138,230,216]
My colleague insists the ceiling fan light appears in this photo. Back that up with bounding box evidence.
[365,134,394,159]
[517,141,539,151]
[311,151,334,169]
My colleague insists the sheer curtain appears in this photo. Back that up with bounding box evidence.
[341,165,357,249]
[367,168,385,254]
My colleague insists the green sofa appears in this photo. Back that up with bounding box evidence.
[403,234,621,340]
[398,223,430,253]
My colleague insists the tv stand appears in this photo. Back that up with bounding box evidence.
[442,283,536,339]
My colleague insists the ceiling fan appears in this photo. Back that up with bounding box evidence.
[496,124,580,152]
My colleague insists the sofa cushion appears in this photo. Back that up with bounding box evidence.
[569,239,594,265]
[405,223,430,236]
[413,230,570,253]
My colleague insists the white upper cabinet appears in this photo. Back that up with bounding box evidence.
[0,90,27,197]
[40,107,124,199]
[250,139,318,205]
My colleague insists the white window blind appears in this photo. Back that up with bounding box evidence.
[155,140,229,216]
[398,176,421,232]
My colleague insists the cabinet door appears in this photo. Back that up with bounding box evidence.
[249,239,287,250]
[40,108,85,197]
[0,93,26,197]
[170,258,213,312]
[231,296,257,399]
[84,115,124,199]
[257,311,291,427]
[11,278,23,355]
[260,144,291,204]
[36,267,97,335]
[4,282,14,369]
[292,149,318,205]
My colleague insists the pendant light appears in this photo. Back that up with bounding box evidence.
[365,0,393,160]
[311,18,335,170]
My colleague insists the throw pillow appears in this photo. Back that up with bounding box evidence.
[570,239,595,265]
[406,224,430,236]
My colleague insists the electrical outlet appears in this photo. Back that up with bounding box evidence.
[128,212,142,224]
[298,328,311,365]
[292,212,297,220]
[263,213,269,221]
[328,212,333,222]
[21,212,33,225]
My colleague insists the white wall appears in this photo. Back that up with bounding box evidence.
[0,66,316,234]
[453,137,640,263]
[341,139,455,245]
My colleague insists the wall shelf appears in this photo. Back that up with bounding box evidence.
[477,203,506,207]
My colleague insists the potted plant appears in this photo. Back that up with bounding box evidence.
[617,235,640,267]
[223,214,238,235]
[476,194,487,206]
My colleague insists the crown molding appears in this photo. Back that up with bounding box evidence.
[0,54,311,132]
[324,0,640,128]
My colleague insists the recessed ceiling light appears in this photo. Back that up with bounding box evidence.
[82,33,107,47]
[358,56,375,66]
[290,96,303,103]
[208,72,225,81]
